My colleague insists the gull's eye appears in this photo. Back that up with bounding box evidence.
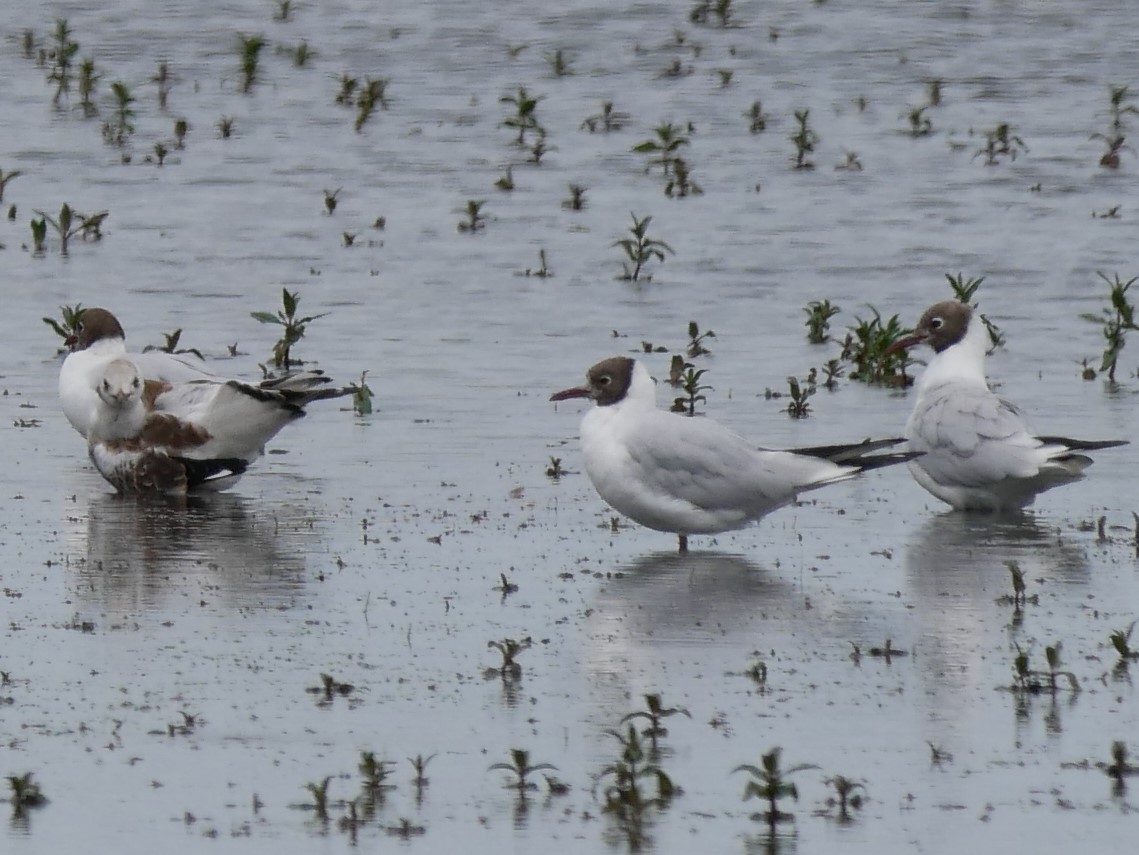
[133,378,140,388]
[598,374,612,385]
[929,316,943,330]
[102,380,111,391]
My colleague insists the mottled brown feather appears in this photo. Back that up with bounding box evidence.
[142,378,172,409]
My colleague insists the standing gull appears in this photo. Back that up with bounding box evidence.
[887,300,1127,511]
[550,356,916,552]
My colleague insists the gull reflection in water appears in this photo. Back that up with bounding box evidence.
[66,492,318,613]
[904,512,1089,734]
[585,550,893,715]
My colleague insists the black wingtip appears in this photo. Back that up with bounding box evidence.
[1035,436,1129,452]
[174,456,249,489]
[852,451,924,473]
[789,437,907,463]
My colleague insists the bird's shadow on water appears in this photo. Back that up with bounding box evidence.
[67,491,316,612]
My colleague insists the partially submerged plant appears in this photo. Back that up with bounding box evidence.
[974,122,1028,165]
[581,101,628,133]
[790,108,819,169]
[0,168,22,204]
[632,121,689,176]
[1080,271,1139,384]
[545,456,563,479]
[409,753,435,794]
[251,288,329,368]
[596,725,677,849]
[486,636,532,680]
[355,77,389,131]
[217,115,235,138]
[664,157,702,197]
[804,299,840,344]
[614,212,673,282]
[305,776,332,821]
[732,747,817,831]
[43,303,85,347]
[142,329,203,360]
[494,165,515,192]
[1109,621,1139,663]
[101,81,135,147]
[785,375,814,418]
[457,199,487,233]
[823,775,865,822]
[903,104,933,137]
[151,60,172,110]
[1010,642,1081,694]
[744,100,768,133]
[488,748,557,796]
[47,18,79,107]
[359,751,397,793]
[946,273,1004,350]
[7,772,47,812]
[521,248,552,278]
[323,188,341,214]
[670,366,711,416]
[350,370,374,415]
[238,33,267,94]
[620,693,691,754]
[841,307,913,386]
[545,48,573,77]
[690,0,735,27]
[500,86,544,146]
[562,184,587,210]
[686,321,715,357]
[77,57,100,116]
[1102,741,1139,794]
[33,203,84,255]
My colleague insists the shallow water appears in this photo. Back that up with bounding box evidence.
[2,1,1138,852]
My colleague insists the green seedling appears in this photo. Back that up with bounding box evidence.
[835,150,863,171]
[494,165,515,191]
[493,573,518,602]
[821,358,844,388]
[927,78,943,106]
[143,329,203,360]
[1080,271,1139,384]
[217,115,235,138]
[33,203,84,255]
[785,375,814,418]
[671,366,711,416]
[151,60,172,109]
[22,29,35,60]
[78,57,100,116]
[343,230,357,246]
[664,157,702,197]
[7,773,47,812]
[790,108,819,169]
[690,0,734,27]
[323,188,340,214]
[1010,642,1080,694]
[657,58,693,79]
[251,288,328,368]
[581,101,629,133]
[804,299,840,344]
[334,73,358,105]
[903,105,933,137]
[686,320,715,357]
[173,118,189,148]
[994,559,1038,613]
[526,128,554,164]
[500,86,544,146]
[666,354,688,386]
[716,69,734,88]
[562,184,587,210]
[489,748,557,796]
[101,81,135,147]
[305,776,332,821]
[359,751,397,793]
[867,639,908,661]
[238,33,266,94]
[545,456,564,479]
[620,693,691,753]
[152,142,168,166]
[927,742,953,765]
[1107,84,1139,130]
[1109,621,1139,662]
[841,307,913,386]
[596,725,676,850]
[77,210,108,241]
[47,18,79,107]
[545,48,573,77]
[274,0,293,21]
[824,775,865,822]
[0,168,22,204]
[521,248,552,278]
[1091,131,1131,169]
[166,710,201,737]
[350,370,374,415]
[486,636,531,680]
[732,747,817,831]
[355,77,389,131]
[744,100,768,133]
[745,657,768,689]
[286,40,314,67]
[457,199,487,233]
[29,217,48,254]
[632,121,689,176]
[974,122,1028,165]
[945,273,1004,349]
[614,212,674,282]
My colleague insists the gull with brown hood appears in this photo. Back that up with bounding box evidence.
[550,356,917,553]
[887,300,1127,511]
[59,307,352,491]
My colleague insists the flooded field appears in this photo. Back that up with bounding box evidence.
[1,1,1138,852]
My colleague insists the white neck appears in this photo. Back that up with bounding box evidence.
[623,360,658,410]
[88,398,146,443]
[917,317,989,394]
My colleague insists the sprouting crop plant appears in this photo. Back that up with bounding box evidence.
[1010,641,1081,694]
[500,86,544,146]
[595,725,677,851]
[143,329,203,360]
[620,693,691,753]
[974,122,1027,165]
[632,122,690,177]
[840,307,913,386]
[238,33,266,94]
[581,101,629,133]
[804,299,840,344]
[43,303,85,348]
[488,748,557,796]
[732,747,817,832]
[486,636,532,680]
[1080,271,1138,384]
[457,199,488,233]
[614,212,673,282]
[946,272,1005,350]
[790,109,819,169]
[251,288,329,369]
[47,18,79,107]
[670,365,711,416]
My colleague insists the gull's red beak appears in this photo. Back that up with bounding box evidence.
[884,330,926,356]
[64,334,79,350]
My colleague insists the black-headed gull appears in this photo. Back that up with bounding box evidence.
[889,300,1127,511]
[550,356,916,552]
[61,308,351,491]
[87,359,250,493]
[59,307,346,442]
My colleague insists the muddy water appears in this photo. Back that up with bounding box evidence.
[2,1,1138,852]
